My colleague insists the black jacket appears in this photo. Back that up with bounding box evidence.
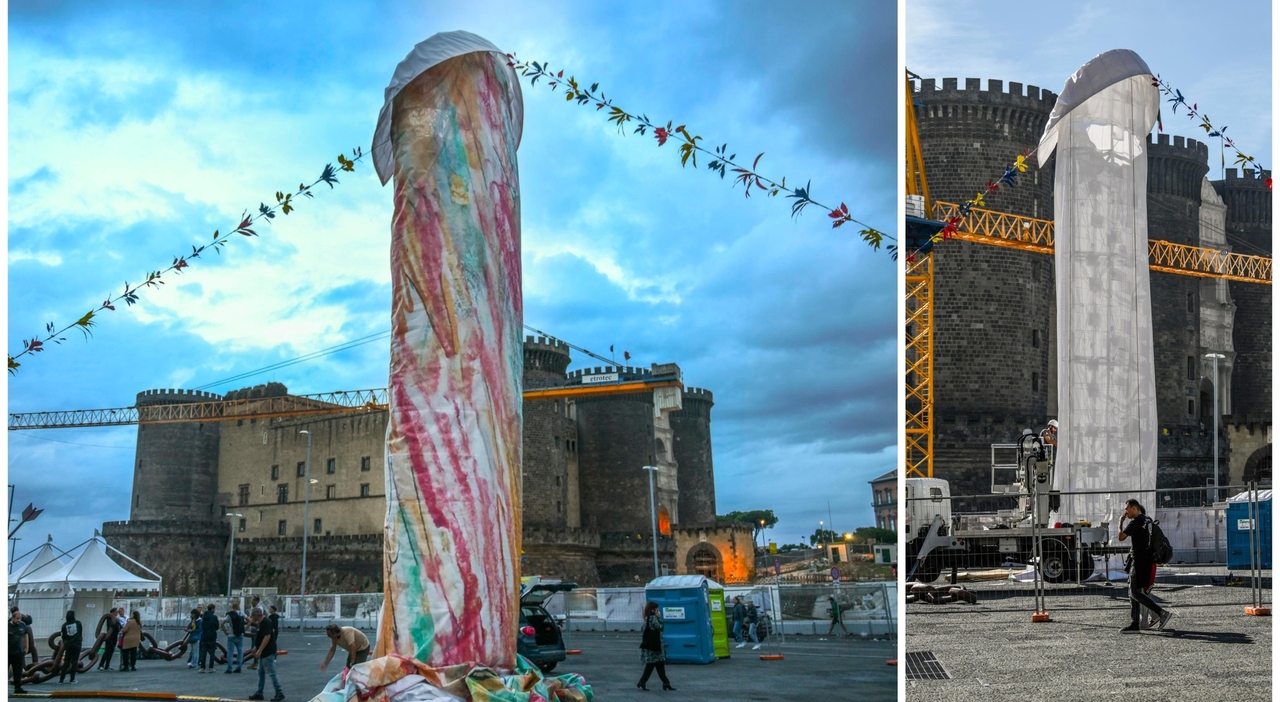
[639,615,664,652]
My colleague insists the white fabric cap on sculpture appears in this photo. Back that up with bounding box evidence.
[371,30,525,185]
[1037,49,1156,164]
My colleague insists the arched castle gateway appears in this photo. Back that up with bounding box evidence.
[104,337,754,594]
[913,75,1271,506]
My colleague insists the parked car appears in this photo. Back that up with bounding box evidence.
[518,582,576,673]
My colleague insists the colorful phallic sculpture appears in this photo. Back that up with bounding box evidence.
[312,30,590,702]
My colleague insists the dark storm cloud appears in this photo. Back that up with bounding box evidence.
[700,0,896,168]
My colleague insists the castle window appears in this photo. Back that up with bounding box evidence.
[1188,399,1195,416]
[314,518,323,535]
[1032,372,1040,392]
[278,520,287,536]
[1032,329,1040,348]
[277,484,289,504]
[1187,356,1196,380]
[557,501,561,513]
[238,484,250,507]
[326,484,337,499]
[238,420,244,426]
[238,518,246,532]
[360,483,371,497]
[297,461,306,478]
[555,476,560,486]
[327,458,336,474]
[271,465,280,480]
[361,456,371,472]
[555,436,562,449]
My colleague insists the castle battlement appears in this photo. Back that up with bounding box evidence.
[1147,133,1210,162]
[135,388,223,405]
[914,77,1057,107]
[565,365,653,383]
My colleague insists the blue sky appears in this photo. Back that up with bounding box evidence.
[5,0,896,560]
[909,0,1272,179]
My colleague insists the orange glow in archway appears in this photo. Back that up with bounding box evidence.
[658,507,672,536]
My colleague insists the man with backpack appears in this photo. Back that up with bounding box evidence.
[58,610,84,684]
[1118,499,1174,633]
[222,601,246,673]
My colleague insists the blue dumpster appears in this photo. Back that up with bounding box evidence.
[1226,490,1271,570]
[644,575,719,664]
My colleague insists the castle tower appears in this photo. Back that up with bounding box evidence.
[672,387,716,527]
[914,77,1058,498]
[1212,168,1272,420]
[103,388,227,596]
[519,337,600,585]
[1147,135,1210,425]
[570,365,676,583]
[1146,135,1219,501]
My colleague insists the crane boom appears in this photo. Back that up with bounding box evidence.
[9,379,684,430]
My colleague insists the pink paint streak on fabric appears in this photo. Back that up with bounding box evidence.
[379,49,523,672]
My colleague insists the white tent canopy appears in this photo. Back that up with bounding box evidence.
[12,540,68,584]
[14,537,160,595]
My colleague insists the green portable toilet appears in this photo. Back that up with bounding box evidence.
[706,581,730,659]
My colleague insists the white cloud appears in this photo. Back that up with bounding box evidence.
[9,250,64,266]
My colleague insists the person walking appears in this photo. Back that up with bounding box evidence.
[247,607,284,701]
[247,599,262,671]
[636,602,674,691]
[745,601,762,650]
[9,609,30,694]
[199,604,220,672]
[97,607,122,671]
[730,597,747,648]
[58,610,84,684]
[320,624,370,672]
[826,596,849,636]
[119,611,143,672]
[1118,499,1174,633]
[223,601,246,673]
[267,605,281,644]
[185,608,202,669]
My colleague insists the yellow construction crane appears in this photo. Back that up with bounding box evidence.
[8,377,684,430]
[904,73,1272,479]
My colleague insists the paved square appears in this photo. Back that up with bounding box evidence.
[906,585,1272,701]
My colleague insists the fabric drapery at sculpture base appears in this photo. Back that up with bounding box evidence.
[308,653,591,702]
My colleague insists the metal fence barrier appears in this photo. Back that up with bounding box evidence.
[905,485,1271,616]
[112,583,897,640]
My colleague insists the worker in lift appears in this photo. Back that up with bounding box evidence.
[1040,419,1058,448]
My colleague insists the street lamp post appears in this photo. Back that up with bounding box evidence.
[819,520,825,558]
[225,513,243,597]
[643,465,660,578]
[299,430,313,595]
[1205,353,1225,504]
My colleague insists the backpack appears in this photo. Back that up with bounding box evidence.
[1146,518,1173,565]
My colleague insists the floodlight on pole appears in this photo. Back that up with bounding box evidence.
[299,429,313,595]
[1205,353,1226,504]
[643,466,660,578]
[225,512,243,597]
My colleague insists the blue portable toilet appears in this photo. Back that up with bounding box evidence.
[1226,490,1272,570]
[644,575,718,664]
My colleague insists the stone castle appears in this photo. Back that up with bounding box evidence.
[103,337,755,595]
[913,76,1272,504]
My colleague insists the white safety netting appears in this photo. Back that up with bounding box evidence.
[1037,50,1160,528]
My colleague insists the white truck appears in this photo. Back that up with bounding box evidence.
[904,432,1114,583]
